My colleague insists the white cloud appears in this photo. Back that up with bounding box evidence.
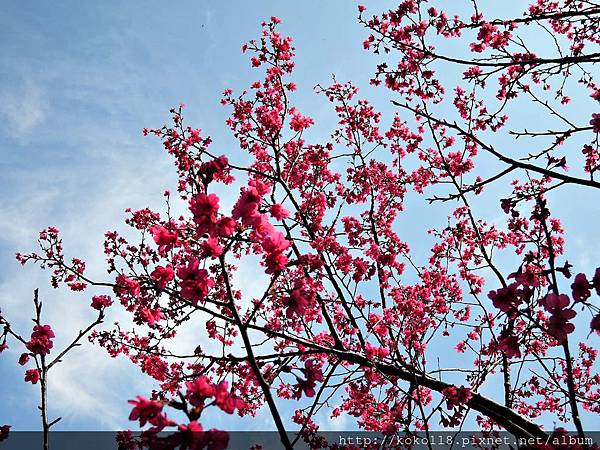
[0,111,277,429]
[0,120,179,428]
[0,80,49,140]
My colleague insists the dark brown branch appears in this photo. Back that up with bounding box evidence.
[218,255,293,450]
[393,101,600,190]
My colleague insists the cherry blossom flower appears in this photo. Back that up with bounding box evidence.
[571,273,591,303]
[114,274,141,299]
[284,280,309,318]
[260,232,290,274]
[499,334,521,359]
[213,381,245,414]
[293,360,324,399]
[25,325,54,355]
[149,224,179,255]
[11,10,600,443]
[190,193,220,236]
[150,264,175,290]
[177,258,215,304]
[185,376,215,407]
[540,294,577,343]
[442,386,473,409]
[200,237,223,259]
[593,267,600,295]
[590,113,600,133]
[488,283,522,314]
[128,396,173,431]
[269,204,290,221]
[91,295,113,311]
[24,369,40,384]
[289,107,314,132]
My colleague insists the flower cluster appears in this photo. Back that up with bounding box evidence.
[442,385,473,410]
[539,294,576,343]
[25,324,54,356]
[185,376,246,414]
[9,8,600,443]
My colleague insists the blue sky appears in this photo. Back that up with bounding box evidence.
[0,0,396,431]
[0,0,598,434]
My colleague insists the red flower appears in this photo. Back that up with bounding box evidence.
[261,232,290,274]
[200,237,223,258]
[91,295,113,310]
[25,324,55,355]
[284,280,309,319]
[289,107,314,132]
[293,360,324,399]
[487,283,521,313]
[177,258,215,303]
[593,267,600,295]
[190,193,220,236]
[25,369,40,384]
[33,324,54,340]
[178,421,203,433]
[139,308,163,326]
[151,264,175,289]
[198,155,230,186]
[128,396,173,431]
[216,217,236,237]
[365,342,390,360]
[232,187,262,224]
[177,425,229,450]
[177,421,204,449]
[114,275,141,299]
[540,293,569,311]
[442,385,473,409]
[18,353,30,366]
[571,273,591,303]
[206,430,229,450]
[540,294,577,343]
[508,268,540,287]
[590,113,600,133]
[185,376,215,407]
[149,225,179,255]
[547,315,576,343]
[498,334,521,359]
[213,381,245,414]
[269,203,290,221]
[190,193,220,219]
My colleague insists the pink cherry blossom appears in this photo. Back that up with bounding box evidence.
[150,264,175,289]
[24,369,40,384]
[149,224,179,255]
[571,273,591,303]
[269,204,290,221]
[213,381,245,414]
[590,113,600,133]
[25,325,54,355]
[177,258,215,303]
[128,396,172,430]
[91,295,113,310]
[442,385,473,409]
